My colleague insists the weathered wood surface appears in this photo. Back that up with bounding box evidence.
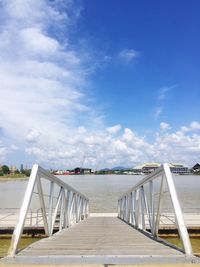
[2,216,198,264]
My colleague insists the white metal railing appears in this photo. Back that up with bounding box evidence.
[118,163,193,256]
[9,164,89,256]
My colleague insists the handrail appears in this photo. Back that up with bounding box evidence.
[118,163,193,256]
[9,164,89,256]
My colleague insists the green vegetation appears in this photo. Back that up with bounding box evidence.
[1,165,10,174]
[0,164,31,179]
[21,169,31,177]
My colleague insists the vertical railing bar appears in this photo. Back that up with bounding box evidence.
[149,180,155,233]
[68,191,73,226]
[136,189,141,228]
[51,187,62,234]
[78,195,82,222]
[140,186,145,230]
[132,191,136,225]
[36,176,50,236]
[48,181,54,234]
[163,163,193,256]
[8,164,39,256]
[141,185,152,231]
[65,190,70,227]
[128,193,132,224]
[59,188,65,231]
[154,175,164,237]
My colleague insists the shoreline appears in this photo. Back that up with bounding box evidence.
[0,177,29,181]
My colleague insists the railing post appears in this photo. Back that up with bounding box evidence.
[131,192,136,225]
[153,175,164,237]
[48,181,54,234]
[37,176,50,236]
[163,163,193,256]
[140,186,145,230]
[149,180,155,233]
[8,164,39,256]
[118,200,120,218]
[51,188,62,234]
[59,188,65,231]
[65,190,70,227]
[129,193,133,224]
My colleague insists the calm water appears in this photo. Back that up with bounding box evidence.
[0,174,200,212]
[0,174,200,257]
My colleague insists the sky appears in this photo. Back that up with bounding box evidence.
[0,0,200,169]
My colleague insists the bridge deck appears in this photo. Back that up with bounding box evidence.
[3,216,196,264]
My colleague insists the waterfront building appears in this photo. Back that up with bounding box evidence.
[133,163,161,174]
[168,163,188,174]
[192,163,200,172]
[74,167,92,174]
[141,162,161,173]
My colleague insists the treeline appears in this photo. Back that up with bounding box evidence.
[0,165,31,177]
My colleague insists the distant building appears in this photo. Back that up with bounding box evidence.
[192,163,200,172]
[74,167,91,174]
[133,163,161,174]
[169,163,188,174]
[141,163,161,173]
[10,165,17,173]
[20,164,24,173]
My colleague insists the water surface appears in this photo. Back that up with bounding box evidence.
[0,174,199,212]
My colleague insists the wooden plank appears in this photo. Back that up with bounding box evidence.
[2,216,198,265]
[18,217,181,256]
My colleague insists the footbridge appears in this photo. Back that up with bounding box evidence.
[1,164,199,264]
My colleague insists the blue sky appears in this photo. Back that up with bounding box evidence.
[79,0,200,131]
[0,0,200,169]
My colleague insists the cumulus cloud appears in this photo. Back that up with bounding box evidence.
[181,121,200,132]
[160,122,171,131]
[0,0,100,166]
[118,49,139,62]
[106,125,121,134]
[0,1,200,169]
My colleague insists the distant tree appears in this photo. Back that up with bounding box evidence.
[2,165,10,174]
[0,171,3,176]
[14,170,20,174]
[22,169,31,177]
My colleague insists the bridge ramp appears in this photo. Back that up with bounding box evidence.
[3,216,196,264]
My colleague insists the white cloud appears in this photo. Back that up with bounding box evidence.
[0,143,7,162]
[181,121,200,132]
[0,143,18,163]
[0,1,200,169]
[160,122,171,131]
[20,27,60,55]
[118,49,139,62]
[26,129,41,142]
[106,124,121,134]
[157,85,177,100]
[154,107,163,119]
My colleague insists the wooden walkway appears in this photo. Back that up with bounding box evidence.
[2,216,197,265]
